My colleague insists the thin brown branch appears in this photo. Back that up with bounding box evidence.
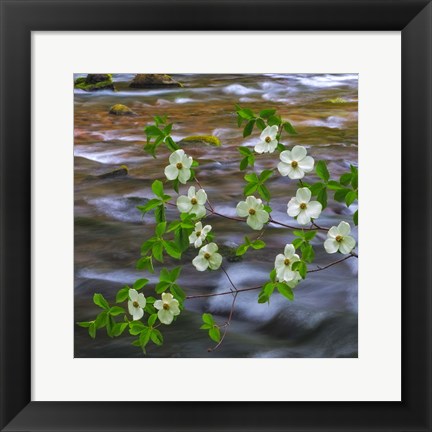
[208,291,238,352]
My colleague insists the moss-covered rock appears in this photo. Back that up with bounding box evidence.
[97,165,128,179]
[179,135,221,147]
[325,97,348,104]
[109,104,136,116]
[75,74,115,92]
[129,74,182,88]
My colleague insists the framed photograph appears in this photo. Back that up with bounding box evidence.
[1,0,431,431]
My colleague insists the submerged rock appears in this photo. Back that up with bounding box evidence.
[97,165,128,179]
[75,74,115,92]
[109,104,136,116]
[179,135,221,147]
[129,74,182,88]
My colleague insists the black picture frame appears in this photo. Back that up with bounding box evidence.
[1,0,431,431]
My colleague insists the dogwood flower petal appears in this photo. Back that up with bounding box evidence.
[192,255,209,271]
[306,201,322,219]
[296,187,311,203]
[291,145,307,161]
[178,168,191,184]
[164,164,178,180]
[298,156,314,171]
[176,196,193,213]
[339,236,356,254]
[324,238,339,254]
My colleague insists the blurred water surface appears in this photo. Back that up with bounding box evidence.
[74,74,358,358]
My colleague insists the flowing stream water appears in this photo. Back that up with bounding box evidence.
[74,73,358,358]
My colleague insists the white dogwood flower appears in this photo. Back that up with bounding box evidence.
[287,187,322,225]
[189,222,212,248]
[164,149,193,184]
[254,125,278,154]
[154,293,180,325]
[192,243,222,271]
[324,221,356,254]
[274,244,300,282]
[176,186,207,219]
[278,146,314,179]
[128,289,146,321]
[236,196,269,230]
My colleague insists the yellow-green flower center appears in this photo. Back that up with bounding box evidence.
[265,136,271,143]
[196,231,201,237]
[163,303,170,310]
[204,253,211,259]
[191,198,198,205]
[291,161,298,168]
[176,162,183,169]
[249,208,256,215]
[133,301,139,308]
[284,258,291,266]
[300,203,307,210]
[336,235,343,242]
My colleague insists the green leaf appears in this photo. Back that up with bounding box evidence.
[292,238,303,249]
[316,160,330,182]
[155,281,171,294]
[154,204,166,223]
[202,313,214,325]
[148,313,158,327]
[165,136,179,152]
[156,221,167,237]
[334,188,351,202]
[309,182,325,195]
[116,286,130,303]
[269,269,277,283]
[339,173,352,186]
[243,120,255,138]
[283,121,297,135]
[112,322,128,337]
[244,172,259,184]
[77,321,92,328]
[345,190,357,206]
[267,115,281,126]
[163,240,182,259]
[239,157,249,171]
[170,266,182,282]
[133,278,149,290]
[277,283,294,301]
[351,172,358,189]
[137,198,162,214]
[301,243,315,263]
[304,230,317,241]
[236,244,249,256]
[257,184,271,202]
[93,293,109,310]
[150,329,164,346]
[259,169,273,183]
[244,182,258,196]
[353,210,358,226]
[209,326,221,343]
[316,187,328,209]
[139,327,151,347]
[109,306,125,316]
[88,322,96,339]
[238,147,252,156]
[136,256,154,273]
[251,239,266,249]
[129,321,146,335]
[170,284,186,302]
[292,261,307,279]
[259,109,276,119]
[237,108,255,120]
[200,323,212,330]
[327,180,344,191]
[152,242,164,262]
[95,311,108,329]
[151,180,164,198]
[256,118,266,130]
